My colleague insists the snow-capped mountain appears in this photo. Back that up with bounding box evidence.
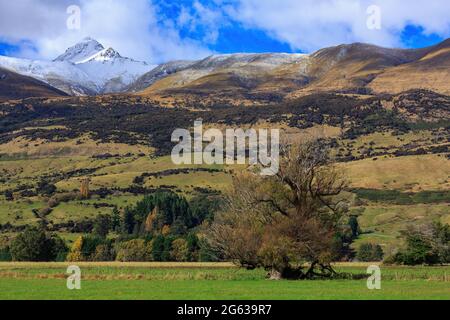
[0,55,99,95]
[54,37,105,64]
[127,60,197,92]
[0,37,155,95]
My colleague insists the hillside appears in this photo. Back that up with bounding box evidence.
[369,39,450,95]
[0,67,68,101]
[0,39,449,260]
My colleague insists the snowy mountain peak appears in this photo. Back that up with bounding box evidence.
[100,47,122,60]
[0,37,156,95]
[75,47,123,64]
[54,37,105,64]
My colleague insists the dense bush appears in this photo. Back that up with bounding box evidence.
[116,239,152,262]
[91,244,115,261]
[4,190,14,201]
[37,180,57,196]
[356,243,384,262]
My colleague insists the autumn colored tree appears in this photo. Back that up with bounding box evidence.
[116,239,152,262]
[79,178,90,199]
[144,207,158,233]
[66,236,84,262]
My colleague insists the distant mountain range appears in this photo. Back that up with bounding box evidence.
[0,37,449,102]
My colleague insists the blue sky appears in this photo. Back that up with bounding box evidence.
[0,0,449,63]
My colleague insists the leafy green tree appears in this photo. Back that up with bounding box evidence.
[152,235,165,261]
[0,236,12,261]
[93,214,111,238]
[66,235,109,261]
[161,236,174,261]
[189,195,221,224]
[186,233,199,262]
[10,227,67,261]
[348,216,360,238]
[373,244,384,261]
[111,207,121,232]
[130,191,194,235]
[121,208,135,235]
[392,222,449,265]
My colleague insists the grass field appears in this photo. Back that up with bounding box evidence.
[0,263,449,300]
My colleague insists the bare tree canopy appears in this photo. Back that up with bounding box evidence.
[206,139,349,279]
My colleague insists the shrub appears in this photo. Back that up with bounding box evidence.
[116,239,152,262]
[91,244,115,261]
[37,180,57,196]
[38,207,53,217]
[4,190,14,201]
[170,238,189,262]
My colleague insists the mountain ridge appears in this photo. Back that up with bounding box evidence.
[0,38,449,102]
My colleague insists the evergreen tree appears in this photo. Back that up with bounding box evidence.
[121,208,135,235]
[111,207,121,232]
[152,235,165,261]
[348,216,360,238]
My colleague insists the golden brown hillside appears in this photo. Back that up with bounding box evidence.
[0,68,68,101]
[369,40,450,95]
[135,40,450,104]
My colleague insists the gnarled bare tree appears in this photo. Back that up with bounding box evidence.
[207,139,348,279]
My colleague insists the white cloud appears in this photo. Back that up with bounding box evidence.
[175,1,227,44]
[227,0,450,52]
[0,0,211,63]
[1,0,449,63]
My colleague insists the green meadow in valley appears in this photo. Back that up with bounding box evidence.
[0,263,449,300]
